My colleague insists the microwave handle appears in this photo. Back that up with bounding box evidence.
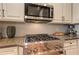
[50,8,53,18]
[2,9,5,17]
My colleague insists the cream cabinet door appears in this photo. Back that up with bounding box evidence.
[62,3,72,24]
[0,47,18,55]
[0,3,2,20]
[77,39,79,48]
[51,3,63,23]
[64,40,78,55]
[3,3,24,22]
[0,47,23,55]
[66,48,78,55]
[73,4,79,23]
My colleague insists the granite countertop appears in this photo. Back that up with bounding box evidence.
[0,36,63,49]
[0,36,63,55]
[53,35,79,41]
[0,35,79,48]
[0,37,24,48]
[24,40,63,55]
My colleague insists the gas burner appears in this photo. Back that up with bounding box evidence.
[25,34,60,43]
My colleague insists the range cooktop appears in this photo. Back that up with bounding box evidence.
[25,34,60,43]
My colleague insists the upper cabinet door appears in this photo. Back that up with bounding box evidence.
[73,4,79,23]
[0,3,2,20]
[3,3,24,22]
[62,3,72,23]
[51,3,63,23]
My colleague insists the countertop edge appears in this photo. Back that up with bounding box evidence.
[0,44,24,49]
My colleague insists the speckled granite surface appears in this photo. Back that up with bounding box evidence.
[53,35,79,41]
[24,40,63,55]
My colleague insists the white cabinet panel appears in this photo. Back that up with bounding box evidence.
[17,47,23,55]
[0,47,18,55]
[66,48,78,55]
[64,40,77,47]
[77,39,79,48]
[64,40,78,55]
[73,4,79,23]
[50,3,72,24]
[0,47,23,55]
[62,3,72,23]
[0,3,2,20]
[2,3,24,22]
[51,3,63,23]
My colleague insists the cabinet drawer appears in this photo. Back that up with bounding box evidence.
[0,47,17,55]
[77,39,79,45]
[64,40,77,47]
[64,45,77,50]
[65,48,78,55]
[0,51,17,55]
[0,51,17,54]
[0,47,17,52]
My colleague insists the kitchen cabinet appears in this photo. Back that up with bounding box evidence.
[62,4,72,24]
[50,3,63,23]
[0,46,23,55]
[73,4,79,23]
[49,3,72,24]
[64,40,78,55]
[0,3,24,22]
[0,3,2,20]
[0,3,79,24]
[65,48,78,55]
[49,3,79,24]
[77,39,79,48]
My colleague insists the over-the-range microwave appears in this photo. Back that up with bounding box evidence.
[24,3,54,23]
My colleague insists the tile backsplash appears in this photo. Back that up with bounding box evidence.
[75,25,79,35]
[0,23,67,37]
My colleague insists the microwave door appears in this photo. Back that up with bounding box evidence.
[41,7,50,18]
[28,6,40,17]
[25,3,40,17]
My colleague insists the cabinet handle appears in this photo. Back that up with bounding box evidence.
[70,42,72,44]
[2,9,5,17]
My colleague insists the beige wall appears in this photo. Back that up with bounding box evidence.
[0,23,67,37]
